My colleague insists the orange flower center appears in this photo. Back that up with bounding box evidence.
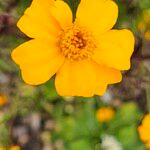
[58,23,96,61]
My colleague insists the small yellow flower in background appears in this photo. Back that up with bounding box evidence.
[144,31,150,41]
[96,107,115,123]
[0,95,8,106]
[0,146,20,150]
[138,9,150,41]
[0,147,6,150]
[10,146,20,150]
[138,114,150,148]
[12,0,134,97]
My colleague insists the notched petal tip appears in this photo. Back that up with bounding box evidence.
[93,29,135,70]
[50,0,73,28]
[95,85,108,96]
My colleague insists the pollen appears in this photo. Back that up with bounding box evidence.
[58,22,97,61]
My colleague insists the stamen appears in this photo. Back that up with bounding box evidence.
[58,22,96,61]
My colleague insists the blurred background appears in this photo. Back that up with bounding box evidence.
[0,0,150,149]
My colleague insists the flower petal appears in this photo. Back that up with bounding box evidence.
[76,0,118,35]
[94,62,122,95]
[55,60,122,97]
[12,39,64,85]
[50,0,73,28]
[17,0,61,39]
[12,38,56,65]
[92,29,135,70]
[93,62,122,84]
[20,57,63,85]
[138,126,150,142]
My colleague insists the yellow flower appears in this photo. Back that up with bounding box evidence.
[0,95,7,106]
[0,147,6,150]
[12,0,134,97]
[138,9,150,41]
[96,107,115,123]
[145,31,150,41]
[143,9,150,24]
[0,146,20,150]
[10,146,20,150]
[138,114,150,148]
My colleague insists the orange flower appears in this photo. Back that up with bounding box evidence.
[12,0,134,97]
[10,146,20,150]
[0,95,7,106]
[138,9,150,41]
[0,146,20,150]
[0,147,6,150]
[145,31,150,41]
[138,114,150,148]
[96,107,115,123]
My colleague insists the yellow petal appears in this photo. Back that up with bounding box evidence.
[50,0,73,28]
[138,126,150,142]
[93,62,122,95]
[76,0,118,35]
[33,0,54,11]
[12,38,58,66]
[55,60,104,97]
[93,62,122,84]
[55,60,122,97]
[17,0,61,39]
[142,114,150,128]
[92,29,135,70]
[12,39,64,85]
